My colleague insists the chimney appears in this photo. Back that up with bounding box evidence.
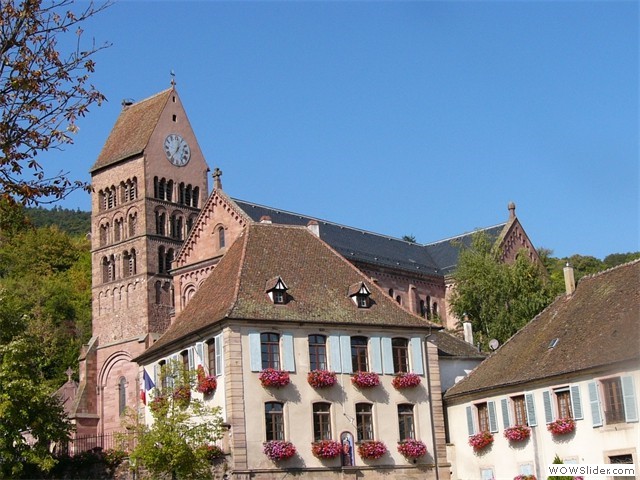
[463,317,474,345]
[563,262,576,295]
[260,215,272,224]
[307,220,319,237]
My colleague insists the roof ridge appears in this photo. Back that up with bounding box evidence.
[225,228,250,318]
[126,87,173,108]
[425,222,507,247]
[576,257,640,284]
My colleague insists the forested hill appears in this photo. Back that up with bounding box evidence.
[26,207,91,237]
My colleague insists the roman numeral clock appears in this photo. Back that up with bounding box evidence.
[164,133,191,166]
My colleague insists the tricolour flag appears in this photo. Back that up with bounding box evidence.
[141,368,156,405]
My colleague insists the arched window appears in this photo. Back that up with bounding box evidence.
[396,295,402,305]
[99,190,106,211]
[355,403,373,441]
[432,302,438,317]
[419,299,425,316]
[102,256,110,283]
[166,180,173,202]
[313,402,332,441]
[192,187,199,207]
[179,182,185,204]
[398,404,415,440]
[99,223,108,246]
[114,218,123,242]
[426,296,432,320]
[185,185,192,206]
[392,338,409,373]
[155,281,162,304]
[118,377,127,416]
[128,212,137,237]
[128,249,137,276]
[261,333,280,370]
[218,226,225,249]
[120,181,127,203]
[158,246,165,274]
[265,402,284,441]
[351,336,368,372]
[388,288,394,297]
[154,176,159,198]
[165,248,174,273]
[156,211,166,236]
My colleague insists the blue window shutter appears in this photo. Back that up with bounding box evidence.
[621,376,638,423]
[282,333,295,372]
[466,406,476,436]
[587,381,603,427]
[188,347,195,370]
[328,335,342,373]
[542,390,554,424]
[215,334,224,376]
[410,337,424,375]
[525,392,537,426]
[488,401,498,432]
[381,337,394,374]
[195,342,204,368]
[340,335,352,374]
[501,398,511,428]
[369,336,382,374]
[249,332,262,372]
[570,385,583,420]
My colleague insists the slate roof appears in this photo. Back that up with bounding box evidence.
[233,199,506,277]
[427,331,487,359]
[444,260,640,400]
[90,89,172,173]
[139,223,442,361]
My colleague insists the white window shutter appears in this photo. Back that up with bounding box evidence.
[542,390,554,424]
[153,363,160,387]
[570,385,583,420]
[587,381,603,427]
[369,336,382,374]
[328,335,342,373]
[188,347,195,371]
[488,401,498,432]
[340,335,352,374]
[215,334,224,376]
[466,406,476,436]
[410,337,424,375]
[501,398,511,428]
[621,376,638,423]
[248,332,262,372]
[525,392,537,426]
[282,333,295,372]
[381,337,394,374]
[195,342,204,369]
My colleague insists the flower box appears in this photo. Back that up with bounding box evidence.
[307,370,337,389]
[397,439,427,459]
[263,440,296,461]
[504,425,531,442]
[468,431,493,451]
[172,385,191,407]
[547,417,575,435]
[514,475,536,480]
[392,372,422,390]
[351,371,380,389]
[357,440,387,460]
[311,440,342,459]
[259,368,290,388]
[196,365,217,395]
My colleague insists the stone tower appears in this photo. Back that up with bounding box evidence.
[71,86,209,436]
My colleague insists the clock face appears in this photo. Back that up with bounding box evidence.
[163,134,191,166]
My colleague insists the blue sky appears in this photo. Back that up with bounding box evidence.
[46,0,638,259]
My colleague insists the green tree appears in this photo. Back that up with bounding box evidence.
[450,231,554,348]
[0,337,71,478]
[0,0,110,205]
[126,361,225,480]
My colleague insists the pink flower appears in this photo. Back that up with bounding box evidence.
[514,476,536,480]
[397,439,427,458]
[392,372,422,389]
[311,440,342,459]
[263,440,296,461]
[196,365,217,395]
[547,418,576,435]
[351,371,380,388]
[307,370,337,389]
[357,440,387,460]
[468,431,493,451]
[504,425,531,442]
[259,368,290,388]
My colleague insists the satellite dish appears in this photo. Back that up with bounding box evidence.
[489,339,500,351]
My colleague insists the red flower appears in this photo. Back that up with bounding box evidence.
[468,431,493,451]
[307,370,337,389]
[504,425,531,442]
[263,440,296,461]
[196,365,217,395]
[311,440,342,459]
[392,372,422,389]
[397,439,427,458]
[357,440,387,460]
[259,368,290,388]
[351,371,380,388]
[547,418,575,435]
[172,385,191,407]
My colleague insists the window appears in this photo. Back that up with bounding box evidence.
[265,277,288,305]
[396,295,402,305]
[100,223,109,246]
[351,336,368,372]
[392,338,409,373]
[156,211,166,236]
[308,335,327,371]
[265,402,284,441]
[261,333,280,370]
[158,360,167,389]
[426,296,432,319]
[128,212,137,237]
[349,282,371,308]
[165,248,174,273]
[602,378,625,424]
[398,404,415,440]
[158,247,165,274]
[477,402,490,432]
[313,402,332,441]
[207,339,217,376]
[218,226,225,249]
[556,388,573,419]
[543,385,583,425]
[467,401,498,435]
[355,403,373,441]
[480,468,495,480]
[118,377,127,416]
[181,350,190,371]
[512,395,527,425]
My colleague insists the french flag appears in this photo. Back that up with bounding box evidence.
[140,368,155,405]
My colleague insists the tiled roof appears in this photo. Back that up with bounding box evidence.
[233,199,506,277]
[444,260,640,400]
[140,223,442,360]
[90,89,172,173]
[427,331,487,359]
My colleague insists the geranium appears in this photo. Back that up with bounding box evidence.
[547,417,576,435]
[311,440,342,459]
[196,365,217,395]
[172,385,191,407]
[397,439,427,459]
[468,431,493,451]
[351,371,380,389]
[357,440,387,460]
[258,368,290,388]
[149,394,168,414]
[392,372,422,389]
[514,476,536,480]
[504,425,531,442]
[263,440,296,461]
[200,444,224,462]
[307,370,337,389]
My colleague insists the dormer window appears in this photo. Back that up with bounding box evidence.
[266,276,289,305]
[349,282,371,308]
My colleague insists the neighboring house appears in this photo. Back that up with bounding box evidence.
[135,222,449,479]
[444,261,640,480]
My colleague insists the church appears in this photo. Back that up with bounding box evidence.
[69,85,539,478]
